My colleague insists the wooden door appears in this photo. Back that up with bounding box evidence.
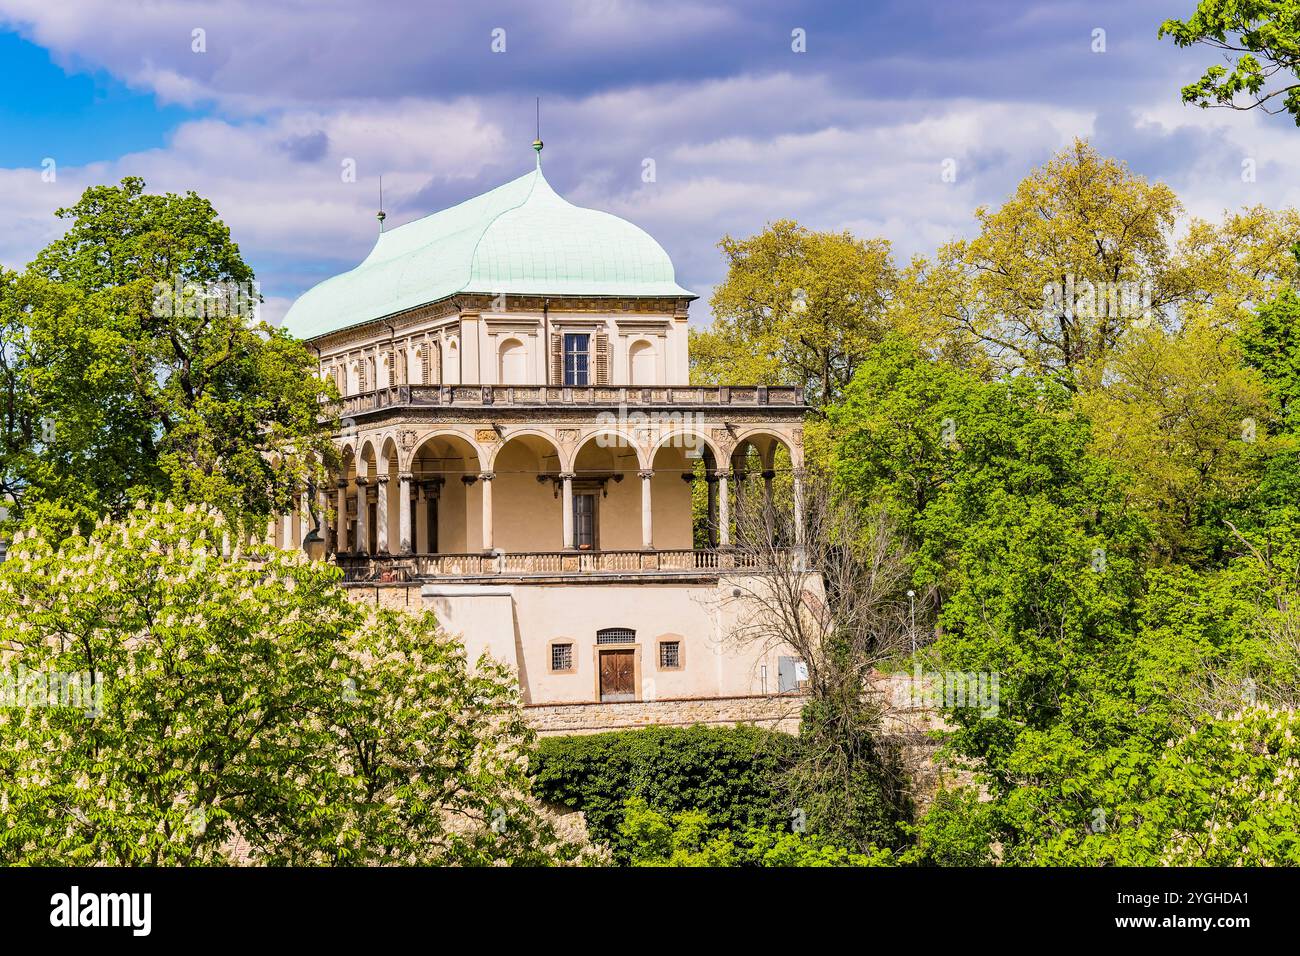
[574,493,597,550]
[599,650,635,702]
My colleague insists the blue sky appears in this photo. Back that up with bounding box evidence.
[0,0,1296,326]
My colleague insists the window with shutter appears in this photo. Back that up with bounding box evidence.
[550,333,563,385]
[594,329,610,385]
[358,357,368,393]
[563,333,590,386]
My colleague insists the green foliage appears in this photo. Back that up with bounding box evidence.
[531,725,797,861]
[1161,1,1300,124]
[1026,706,1300,865]
[1,177,335,539]
[1242,289,1300,430]
[899,788,996,867]
[690,219,898,407]
[788,693,913,853]
[620,797,893,867]
[830,334,975,536]
[0,503,587,865]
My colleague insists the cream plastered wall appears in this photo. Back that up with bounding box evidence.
[319,307,691,394]
[492,440,566,552]
[422,576,804,705]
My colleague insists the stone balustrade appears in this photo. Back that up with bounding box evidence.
[336,384,804,418]
[335,547,795,581]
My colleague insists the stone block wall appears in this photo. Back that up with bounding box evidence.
[525,693,806,736]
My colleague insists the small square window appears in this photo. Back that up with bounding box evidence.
[551,643,574,672]
[659,641,681,669]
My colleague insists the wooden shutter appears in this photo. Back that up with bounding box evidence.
[550,333,563,385]
[594,329,610,385]
[358,357,368,393]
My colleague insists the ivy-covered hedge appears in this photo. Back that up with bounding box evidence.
[531,724,797,860]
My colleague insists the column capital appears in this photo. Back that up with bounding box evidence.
[374,474,390,485]
[354,476,369,487]
[638,469,654,480]
[398,471,414,482]
[478,471,496,481]
[761,469,777,480]
[336,479,349,489]
[559,471,577,481]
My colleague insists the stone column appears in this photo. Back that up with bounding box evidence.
[398,472,413,555]
[718,471,731,548]
[336,480,349,553]
[355,477,369,555]
[415,485,428,554]
[639,469,654,550]
[705,473,719,547]
[561,472,575,549]
[298,490,312,551]
[480,472,495,552]
[792,468,806,547]
[375,475,390,554]
[316,485,330,556]
[281,510,294,550]
[762,468,776,541]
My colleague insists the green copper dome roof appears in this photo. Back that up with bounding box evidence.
[282,158,695,340]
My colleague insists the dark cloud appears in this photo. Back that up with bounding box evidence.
[281,129,330,162]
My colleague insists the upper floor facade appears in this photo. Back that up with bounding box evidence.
[308,292,693,398]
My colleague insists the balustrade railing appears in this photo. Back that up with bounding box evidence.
[336,384,803,418]
[336,548,794,581]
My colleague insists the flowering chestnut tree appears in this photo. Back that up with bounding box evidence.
[0,502,589,865]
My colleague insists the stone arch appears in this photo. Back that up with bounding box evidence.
[489,432,565,552]
[484,428,562,471]
[335,440,358,481]
[569,427,649,472]
[398,426,480,473]
[408,430,486,554]
[650,428,725,472]
[376,433,400,471]
[730,427,801,470]
[570,431,643,551]
[356,437,381,479]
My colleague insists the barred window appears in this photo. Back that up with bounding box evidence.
[659,641,681,669]
[551,643,574,672]
[596,628,635,645]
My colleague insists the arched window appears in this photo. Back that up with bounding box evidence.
[629,339,655,386]
[443,339,459,384]
[498,337,527,385]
